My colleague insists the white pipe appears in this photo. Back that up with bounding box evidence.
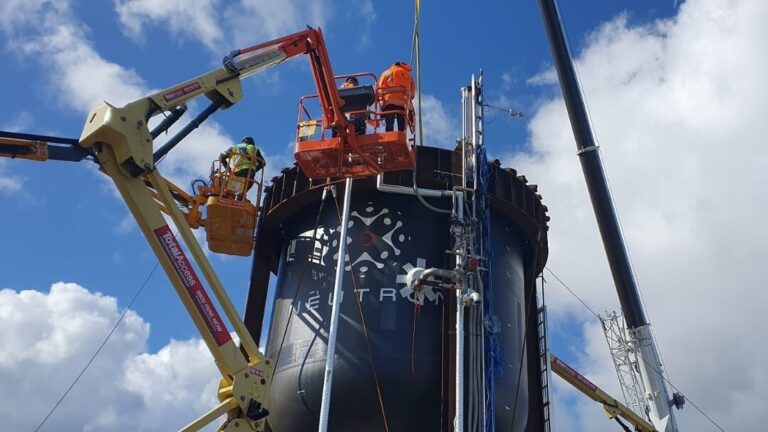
[318,178,353,432]
[473,74,486,432]
[461,86,468,190]
[470,75,477,192]
[456,289,466,432]
[454,187,466,432]
[375,173,452,198]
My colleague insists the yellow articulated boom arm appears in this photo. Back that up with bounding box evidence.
[91,154,272,432]
[549,354,657,432]
[73,40,291,432]
[0,30,333,431]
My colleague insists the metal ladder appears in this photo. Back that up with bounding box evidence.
[537,305,552,432]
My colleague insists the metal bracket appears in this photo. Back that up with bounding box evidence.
[576,145,600,156]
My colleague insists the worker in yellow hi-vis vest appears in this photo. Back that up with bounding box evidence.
[219,136,266,198]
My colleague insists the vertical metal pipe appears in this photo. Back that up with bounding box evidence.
[318,178,353,432]
[461,86,469,190]
[468,74,477,192]
[454,191,466,432]
[455,290,465,432]
[473,74,487,432]
[457,84,470,432]
[537,1,679,430]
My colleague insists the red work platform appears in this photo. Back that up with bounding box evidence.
[295,131,416,179]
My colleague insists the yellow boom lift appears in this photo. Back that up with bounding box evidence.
[0,27,412,431]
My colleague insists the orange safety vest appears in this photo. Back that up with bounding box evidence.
[377,63,415,108]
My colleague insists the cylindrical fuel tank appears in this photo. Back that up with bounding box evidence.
[489,215,529,431]
[253,146,549,432]
[267,189,451,431]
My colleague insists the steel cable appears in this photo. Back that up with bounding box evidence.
[332,194,390,432]
[33,261,160,432]
[270,190,330,381]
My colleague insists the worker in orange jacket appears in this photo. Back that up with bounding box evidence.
[377,62,415,132]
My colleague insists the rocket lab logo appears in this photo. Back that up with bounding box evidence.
[396,258,443,305]
[335,202,409,273]
[286,201,409,273]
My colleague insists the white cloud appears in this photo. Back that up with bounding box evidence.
[113,0,332,51]
[0,0,67,34]
[501,72,514,91]
[510,0,768,430]
[0,161,22,194]
[355,0,376,48]
[415,93,457,148]
[223,0,331,47]
[155,112,234,185]
[1,111,34,132]
[115,0,224,50]
[3,1,146,113]
[0,282,220,431]
[0,175,22,193]
[123,338,220,430]
[262,141,297,182]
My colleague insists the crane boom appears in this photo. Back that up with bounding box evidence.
[537,1,683,430]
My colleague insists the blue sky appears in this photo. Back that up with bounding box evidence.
[3,1,766,431]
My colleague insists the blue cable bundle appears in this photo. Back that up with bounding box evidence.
[476,145,500,432]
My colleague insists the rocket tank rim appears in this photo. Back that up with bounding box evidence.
[258,145,549,276]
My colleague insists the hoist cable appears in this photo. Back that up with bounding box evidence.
[409,0,423,147]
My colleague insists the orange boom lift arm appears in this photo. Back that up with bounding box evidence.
[228,28,415,178]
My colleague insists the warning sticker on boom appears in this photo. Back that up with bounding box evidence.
[163,82,202,102]
[154,225,231,346]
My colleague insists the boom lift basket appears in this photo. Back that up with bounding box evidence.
[294,75,417,178]
[191,158,265,256]
[205,195,257,256]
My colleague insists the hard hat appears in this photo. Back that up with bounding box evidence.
[241,136,255,145]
